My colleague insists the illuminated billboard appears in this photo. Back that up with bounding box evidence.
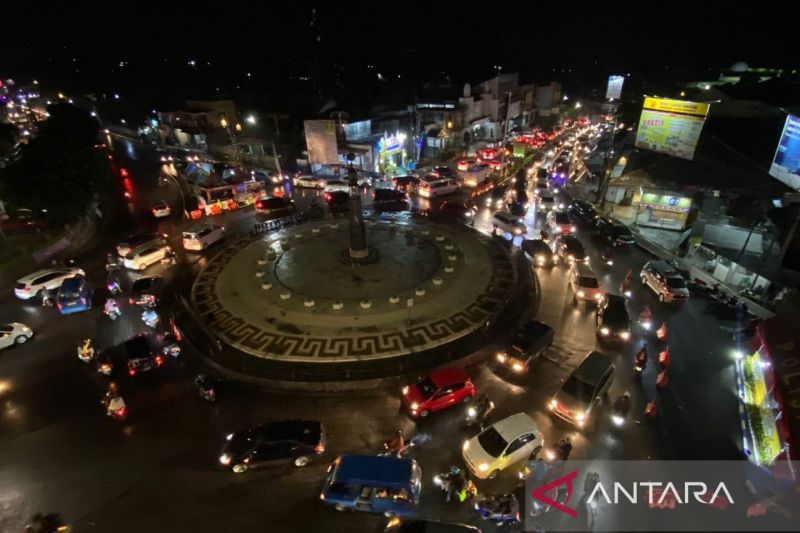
[606,75,625,100]
[769,114,800,190]
[635,97,710,160]
[304,120,339,166]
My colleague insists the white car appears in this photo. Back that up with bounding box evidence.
[0,323,33,349]
[14,267,86,300]
[546,210,576,236]
[419,179,460,198]
[151,202,171,218]
[123,244,172,270]
[323,180,350,193]
[569,262,603,304]
[182,224,225,251]
[116,233,167,257]
[295,175,325,189]
[462,413,544,479]
[491,212,527,236]
[537,195,561,211]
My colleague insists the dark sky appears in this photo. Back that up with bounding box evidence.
[1,2,795,114]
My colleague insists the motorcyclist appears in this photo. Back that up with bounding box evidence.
[601,247,613,265]
[102,387,125,416]
[554,436,573,461]
[473,394,494,426]
[104,298,120,318]
[384,429,405,456]
[106,275,121,295]
[142,308,160,328]
[613,391,632,416]
[635,346,648,371]
[444,466,466,502]
[195,374,215,401]
[78,338,94,360]
[493,493,518,515]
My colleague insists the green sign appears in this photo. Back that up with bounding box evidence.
[513,143,527,158]
[641,192,692,211]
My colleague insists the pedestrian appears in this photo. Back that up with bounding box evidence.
[532,458,549,482]
[40,288,54,307]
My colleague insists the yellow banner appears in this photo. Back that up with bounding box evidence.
[643,97,709,117]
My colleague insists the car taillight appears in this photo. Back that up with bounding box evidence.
[315,441,325,454]
[129,368,136,376]
[155,356,164,366]
[129,298,135,304]
[255,201,264,209]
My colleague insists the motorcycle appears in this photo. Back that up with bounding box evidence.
[103,301,121,321]
[195,374,216,402]
[610,392,632,428]
[25,513,68,533]
[473,494,520,526]
[638,306,653,331]
[77,340,95,363]
[433,467,477,503]
[96,353,113,376]
[464,397,495,429]
[106,278,122,295]
[530,484,569,517]
[102,394,127,420]
[634,346,648,376]
[142,309,160,329]
[601,249,614,266]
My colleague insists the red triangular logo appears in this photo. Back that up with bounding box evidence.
[530,469,577,517]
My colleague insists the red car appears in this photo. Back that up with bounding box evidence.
[487,160,503,170]
[402,367,475,417]
[0,210,48,235]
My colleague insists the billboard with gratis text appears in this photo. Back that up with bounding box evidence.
[606,75,625,100]
[635,97,709,160]
[769,114,800,190]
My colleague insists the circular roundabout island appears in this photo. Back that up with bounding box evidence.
[187,215,531,389]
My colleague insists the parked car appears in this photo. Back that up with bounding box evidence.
[116,232,167,258]
[151,202,171,218]
[595,217,635,246]
[218,420,326,473]
[124,334,164,376]
[402,367,475,418]
[567,200,597,225]
[255,196,296,218]
[56,275,94,314]
[182,224,225,251]
[14,267,85,300]
[549,351,615,428]
[640,260,690,303]
[0,209,48,234]
[419,179,460,198]
[462,413,543,479]
[129,276,163,307]
[596,293,631,341]
[552,235,588,264]
[568,262,603,305]
[491,212,527,236]
[0,323,33,349]
[324,191,350,212]
[495,320,554,374]
[522,239,556,267]
[546,210,576,236]
[123,244,172,271]
[294,175,325,189]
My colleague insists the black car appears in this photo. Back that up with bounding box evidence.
[432,166,454,178]
[596,293,631,342]
[124,334,163,376]
[129,276,163,307]
[219,420,325,473]
[324,191,349,212]
[596,218,635,247]
[495,320,555,374]
[567,200,597,224]
[393,176,420,194]
[373,188,407,204]
[522,239,556,267]
[553,235,588,264]
[436,201,476,225]
[385,519,480,532]
[255,196,296,219]
[536,168,549,180]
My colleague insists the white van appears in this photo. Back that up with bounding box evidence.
[182,224,226,251]
[419,179,460,198]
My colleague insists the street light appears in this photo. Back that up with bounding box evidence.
[235,123,242,132]
[246,114,256,125]
[575,102,582,109]
[220,117,228,128]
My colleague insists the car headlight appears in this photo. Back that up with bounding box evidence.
[576,290,585,297]
[402,386,409,395]
[568,254,575,261]
[570,226,577,233]
[467,407,477,417]
[576,412,587,426]
[463,440,470,451]
[548,399,557,410]
[515,228,523,235]
[536,254,545,263]
[620,331,631,340]
[512,362,524,373]
[219,453,232,466]
[599,327,610,336]
[594,293,602,300]
[496,352,507,363]
[478,463,489,472]
[226,433,234,441]
[410,402,419,411]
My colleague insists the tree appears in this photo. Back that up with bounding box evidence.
[0,122,18,159]
[0,106,112,225]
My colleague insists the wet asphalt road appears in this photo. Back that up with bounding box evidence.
[0,136,745,532]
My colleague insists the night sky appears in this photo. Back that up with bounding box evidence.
[1,2,795,114]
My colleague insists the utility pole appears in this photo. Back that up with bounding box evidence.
[596,112,618,208]
[499,91,512,181]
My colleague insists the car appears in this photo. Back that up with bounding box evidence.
[255,196,296,218]
[533,181,549,196]
[393,176,420,194]
[419,179,460,198]
[462,172,490,188]
[324,179,350,193]
[595,217,635,246]
[479,148,499,160]
[373,188,407,204]
[596,293,631,341]
[294,175,325,189]
[486,160,502,170]
[567,200,597,225]
[436,201,476,224]
[14,267,86,300]
[549,351,615,428]
[55,275,94,314]
[402,367,475,418]
[124,334,164,376]
[384,519,480,532]
[536,168,549,180]
[123,244,172,271]
[0,210,48,234]
[522,239,556,267]
[552,235,588,264]
[432,166,454,178]
[546,210,576,236]
[495,320,554,374]
[182,224,225,251]
[0,323,33,349]
[218,419,325,473]
[151,202,171,218]
[324,191,350,212]
[129,276,163,307]
[537,194,558,212]
[462,413,543,480]
[457,159,476,172]
[491,212,527,236]
[569,262,603,305]
[116,232,167,258]
[640,260,690,303]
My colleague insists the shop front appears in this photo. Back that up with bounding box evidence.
[633,189,692,231]
[375,132,407,176]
